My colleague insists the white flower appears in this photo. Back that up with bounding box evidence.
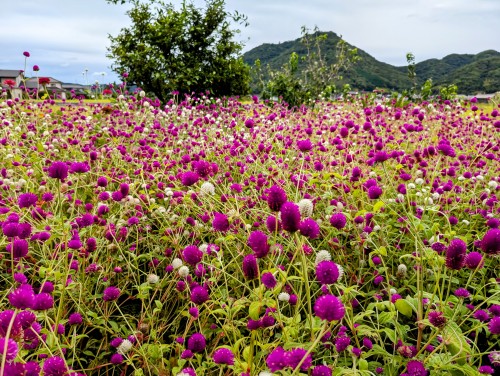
[178,266,190,278]
[147,274,159,284]
[336,264,344,280]
[258,372,275,376]
[117,339,133,355]
[315,250,331,265]
[297,199,314,217]
[171,258,183,269]
[462,220,470,225]
[199,244,208,253]
[278,292,290,302]
[415,178,424,185]
[488,180,498,189]
[373,225,381,231]
[200,181,215,196]
[407,183,416,189]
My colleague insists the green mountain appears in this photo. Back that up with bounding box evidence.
[243,31,500,94]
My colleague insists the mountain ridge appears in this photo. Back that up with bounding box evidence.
[242,31,500,94]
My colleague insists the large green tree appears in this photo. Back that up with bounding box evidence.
[107,0,250,101]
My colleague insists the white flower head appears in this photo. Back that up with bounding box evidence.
[117,339,133,355]
[278,292,290,302]
[315,250,332,265]
[200,181,215,196]
[336,263,344,280]
[147,274,159,284]
[171,258,183,269]
[297,199,314,218]
[178,266,190,278]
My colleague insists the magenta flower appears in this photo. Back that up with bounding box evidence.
[489,317,500,335]
[405,360,428,376]
[242,254,258,280]
[48,161,69,180]
[312,365,332,376]
[182,245,203,266]
[481,228,500,255]
[266,346,287,372]
[428,311,447,328]
[445,238,467,270]
[213,347,235,365]
[266,215,282,232]
[0,338,19,362]
[187,333,206,353]
[8,284,35,309]
[70,162,90,173]
[297,139,313,152]
[280,202,301,233]
[190,285,209,304]
[261,272,277,289]
[2,221,19,237]
[248,230,270,258]
[18,192,38,208]
[7,238,29,258]
[110,353,124,364]
[465,252,484,269]
[212,212,229,232]
[367,185,383,200]
[103,286,120,301]
[315,261,340,285]
[43,356,68,376]
[330,213,347,230]
[68,312,83,325]
[23,51,30,57]
[299,218,320,239]
[286,347,312,371]
[267,185,287,211]
[314,294,345,321]
[181,171,199,186]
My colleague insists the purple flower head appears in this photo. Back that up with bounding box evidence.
[48,161,69,180]
[190,285,209,305]
[242,254,258,280]
[213,347,235,365]
[18,222,32,239]
[315,261,340,285]
[212,212,229,232]
[7,238,29,258]
[119,183,130,196]
[187,333,206,353]
[335,336,350,352]
[68,230,82,250]
[406,360,428,376]
[2,221,19,237]
[9,284,35,309]
[25,361,41,376]
[68,312,83,325]
[33,292,54,310]
[181,171,199,186]
[266,215,282,232]
[312,365,332,376]
[103,286,120,301]
[97,176,108,187]
[0,310,22,338]
[70,162,90,173]
[286,347,312,371]
[248,231,270,258]
[181,349,193,359]
[266,346,287,372]
[363,337,373,349]
[454,288,470,298]
[488,351,500,366]
[299,218,320,239]
[489,317,500,335]
[280,202,301,233]
[314,294,345,322]
[180,368,197,376]
[18,192,38,208]
[182,245,203,266]
[437,140,456,157]
[445,238,467,270]
[478,366,495,374]
[465,252,484,269]
[473,309,490,322]
[43,356,68,376]
[481,228,500,255]
[0,338,18,361]
[367,185,383,200]
[110,353,124,364]
[428,311,447,328]
[267,185,287,212]
[330,213,347,230]
[14,272,28,284]
[261,272,277,289]
[297,139,313,152]
[23,51,30,57]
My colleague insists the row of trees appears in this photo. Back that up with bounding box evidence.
[107,0,362,105]
[106,0,459,106]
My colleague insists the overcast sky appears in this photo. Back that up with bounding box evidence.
[1,0,499,84]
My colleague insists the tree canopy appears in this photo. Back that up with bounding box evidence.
[107,0,250,101]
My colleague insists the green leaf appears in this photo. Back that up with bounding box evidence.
[248,301,262,320]
[373,201,385,213]
[395,299,413,317]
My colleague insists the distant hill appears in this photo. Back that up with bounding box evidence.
[243,31,500,94]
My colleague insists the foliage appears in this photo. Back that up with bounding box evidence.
[107,0,250,102]
[253,27,360,107]
[244,33,500,94]
[1,93,500,375]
